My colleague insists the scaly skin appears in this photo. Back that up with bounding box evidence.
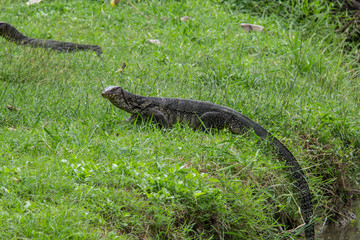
[102,86,315,240]
[0,22,102,55]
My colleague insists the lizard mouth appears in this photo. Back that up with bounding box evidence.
[101,91,111,98]
[101,86,122,99]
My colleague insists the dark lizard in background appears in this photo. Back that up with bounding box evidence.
[102,86,315,240]
[0,22,102,55]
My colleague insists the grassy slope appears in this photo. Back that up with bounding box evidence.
[0,0,359,239]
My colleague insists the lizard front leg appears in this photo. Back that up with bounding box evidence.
[141,108,171,129]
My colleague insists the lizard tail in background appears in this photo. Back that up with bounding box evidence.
[0,22,102,55]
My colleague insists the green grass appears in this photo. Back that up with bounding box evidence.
[0,0,359,239]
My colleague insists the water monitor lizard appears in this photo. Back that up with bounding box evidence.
[102,86,315,240]
[0,22,102,55]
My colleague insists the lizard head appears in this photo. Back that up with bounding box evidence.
[102,86,130,111]
[102,86,124,99]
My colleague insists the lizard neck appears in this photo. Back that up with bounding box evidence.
[109,90,146,114]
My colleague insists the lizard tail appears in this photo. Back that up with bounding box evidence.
[232,113,315,239]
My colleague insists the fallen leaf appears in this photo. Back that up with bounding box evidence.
[147,39,161,46]
[240,23,264,32]
[115,62,127,73]
[7,105,20,111]
[26,0,42,5]
[111,0,120,7]
[181,16,192,21]
[12,177,21,183]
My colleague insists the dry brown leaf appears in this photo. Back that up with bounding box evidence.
[240,23,264,32]
[147,39,161,46]
[7,105,20,111]
[13,177,21,183]
[181,16,192,22]
[26,0,42,6]
[111,0,120,7]
[115,62,127,73]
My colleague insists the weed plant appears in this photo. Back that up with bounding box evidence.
[0,0,359,239]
